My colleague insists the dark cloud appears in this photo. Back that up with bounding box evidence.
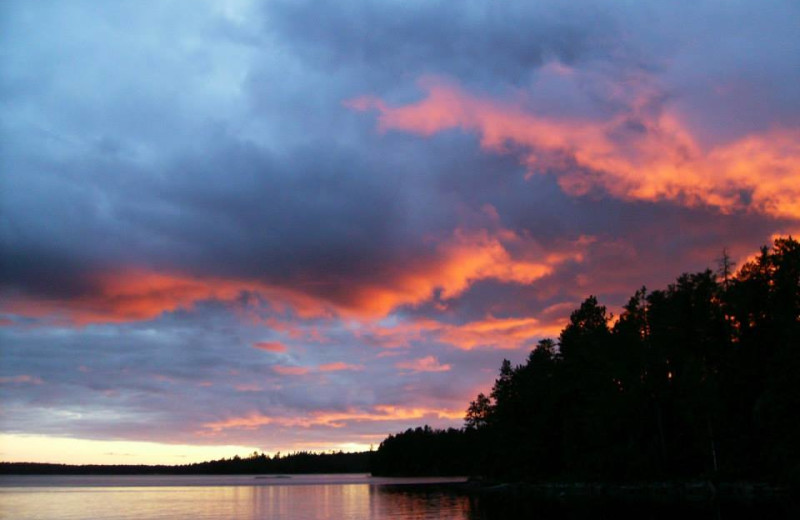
[1,0,798,455]
[263,0,610,91]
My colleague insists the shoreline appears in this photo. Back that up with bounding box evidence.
[2,467,793,506]
[462,479,794,506]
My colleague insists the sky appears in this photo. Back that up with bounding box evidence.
[1,0,799,464]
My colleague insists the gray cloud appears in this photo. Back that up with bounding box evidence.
[1,0,798,452]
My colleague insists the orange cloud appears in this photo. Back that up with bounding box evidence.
[363,313,565,352]
[3,227,588,325]
[436,315,563,350]
[2,270,330,326]
[202,405,463,432]
[340,228,590,316]
[396,355,451,373]
[318,362,364,372]
[354,318,443,349]
[272,365,310,376]
[349,77,800,218]
[253,341,288,353]
[271,362,363,375]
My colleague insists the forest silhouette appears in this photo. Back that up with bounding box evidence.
[372,237,799,484]
[0,451,371,475]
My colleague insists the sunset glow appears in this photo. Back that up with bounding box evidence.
[350,79,800,218]
[1,0,797,463]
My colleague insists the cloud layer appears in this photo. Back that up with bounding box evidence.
[1,0,798,460]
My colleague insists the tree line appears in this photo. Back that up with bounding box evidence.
[372,237,799,484]
[0,450,371,475]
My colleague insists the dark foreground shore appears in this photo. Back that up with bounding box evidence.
[470,480,791,503]
[372,480,797,519]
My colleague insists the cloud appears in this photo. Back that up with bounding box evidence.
[202,405,463,432]
[0,375,43,385]
[358,313,564,352]
[2,228,590,325]
[264,0,607,90]
[253,341,288,353]
[396,356,451,373]
[331,228,591,316]
[271,365,310,376]
[234,384,263,393]
[1,0,797,459]
[350,77,800,218]
[1,270,330,325]
[318,362,364,372]
[436,315,563,351]
[272,362,364,375]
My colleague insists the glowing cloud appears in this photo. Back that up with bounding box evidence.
[272,362,364,375]
[272,365,310,376]
[349,77,800,218]
[318,362,365,372]
[253,341,288,353]
[437,315,563,350]
[203,405,464,432]
[2,228,589,325]
[1,270,330,326]
[361,313,565,352]
[396,356,451,373]
[339,228,591,316]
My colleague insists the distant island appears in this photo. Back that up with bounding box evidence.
[4,237,798,492]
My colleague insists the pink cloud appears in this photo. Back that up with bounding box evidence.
[363,313,565,352]
[253,341,288,353]
[396,355,451,373]
[202,405,463,432]
[318,362,364,372]
[1,270,331,326]
[272,365,310,376]
[234,384,263,392]
[349,76,800,219]
[436,315,562,350]
[3,229,589,326]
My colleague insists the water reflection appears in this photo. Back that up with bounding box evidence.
[219,484,471,520]
[0,483,471,520]
[375,486,793,520]
[0,477,793,520]
[371,485,472,519]
[242,484,367,519]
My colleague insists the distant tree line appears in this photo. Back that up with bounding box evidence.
[373,237,800,484]
[0,450,371,475]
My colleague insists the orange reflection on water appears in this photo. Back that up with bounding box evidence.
[0,476,473,520]
[371,485,472,520]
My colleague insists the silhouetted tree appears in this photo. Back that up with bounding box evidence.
[371,237,799,484]
[465,393,492,430]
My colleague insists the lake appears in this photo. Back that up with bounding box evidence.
[0,474,792,519]
[0,474,471,520]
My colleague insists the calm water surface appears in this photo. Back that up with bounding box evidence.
[0,474,791,519]
[0,474,470,520]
